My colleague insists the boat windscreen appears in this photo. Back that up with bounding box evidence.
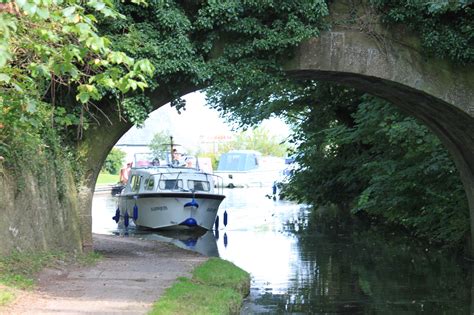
[134,152,166,167]
[217,152,258,171]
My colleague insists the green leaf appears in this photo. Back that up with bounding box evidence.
[133,59,155,76]
[62,6,76,18]
[25,99,37,113]
[77,93,89,104]
[0,73,10,83]
[16,0,27,7]
[36,7,49,19]
[23,2,37,15]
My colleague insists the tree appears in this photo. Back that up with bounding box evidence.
[282,86,469,248]
[102,1,329,115]
[102,148,126,174]
[0,0,154,170]
[219,126,289,157]
[149,130,172,158]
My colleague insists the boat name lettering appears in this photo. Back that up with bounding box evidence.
[151,206,168,211]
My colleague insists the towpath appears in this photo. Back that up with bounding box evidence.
[1,234,207,314]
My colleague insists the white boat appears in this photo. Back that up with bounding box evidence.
[214,150,286,188]
[114,147,225,231]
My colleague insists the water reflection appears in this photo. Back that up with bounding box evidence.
[92,187,472,314]
[129,229,220,257]
[241,212,471,314]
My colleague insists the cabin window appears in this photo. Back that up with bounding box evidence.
[187,180,210,192]
[130,175,141,192]
[159,179,183,190]
[144,178,155,191]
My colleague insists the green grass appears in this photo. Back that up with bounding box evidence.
[96,172,120,185]
[192,257,250,296]
[0,288,15,306]
[0,250,103,307]
[150,257,250,315]
[0,251,66,289]
[77,251,103,266]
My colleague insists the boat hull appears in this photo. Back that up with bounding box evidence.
[118,193,224,230]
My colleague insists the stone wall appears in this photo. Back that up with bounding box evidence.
[0,160,83,254]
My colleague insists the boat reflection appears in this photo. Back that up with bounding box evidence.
[114,227,220,257]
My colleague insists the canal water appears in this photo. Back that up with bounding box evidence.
[92,187,472,314]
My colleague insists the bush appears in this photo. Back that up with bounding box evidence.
[102,148,126,175]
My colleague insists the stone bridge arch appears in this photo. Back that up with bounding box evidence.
[284,29,474,247]
[79,20,474,252]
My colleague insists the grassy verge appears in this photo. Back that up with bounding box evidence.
[0,287,14,306]
[0,251,102,306]
[96,172,119,185]
[150,257,250,315]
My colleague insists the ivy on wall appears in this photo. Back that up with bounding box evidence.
[370,0,473,64]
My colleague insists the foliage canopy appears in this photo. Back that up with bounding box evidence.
[0,0,154,173]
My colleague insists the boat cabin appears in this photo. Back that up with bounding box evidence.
[122,152,222,195]
[128,170,213,193]
[217,150,261,172]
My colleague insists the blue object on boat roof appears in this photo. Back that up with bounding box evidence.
[285,156,295,164]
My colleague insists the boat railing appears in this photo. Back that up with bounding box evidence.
[206,173,224,195]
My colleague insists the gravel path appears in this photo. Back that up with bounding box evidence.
[1,234,208,314]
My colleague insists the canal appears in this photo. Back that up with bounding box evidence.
[92,187,472,313]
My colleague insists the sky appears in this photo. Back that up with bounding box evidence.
[117,91,290,152]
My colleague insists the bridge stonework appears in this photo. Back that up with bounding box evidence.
[78,3,474,253]
[285,27,474,250]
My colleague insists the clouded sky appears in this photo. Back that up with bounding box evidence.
[117,91,290,152]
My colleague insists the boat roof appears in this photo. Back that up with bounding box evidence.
[132,165,196,171]
[222,150,262,156]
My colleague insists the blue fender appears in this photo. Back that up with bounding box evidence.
[112,207,120,223]
[133,204,138,221]
[124,210,129,228]
[223,210,228,227]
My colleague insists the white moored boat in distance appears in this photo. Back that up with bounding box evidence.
[114,140,225,231]
[214,150,286,188]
